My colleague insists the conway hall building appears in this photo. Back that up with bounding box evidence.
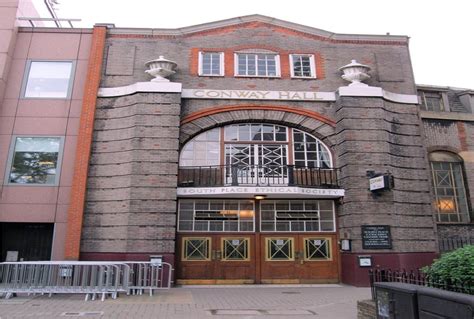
[1,7,473,286]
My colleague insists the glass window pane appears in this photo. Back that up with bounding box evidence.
[24,61,73,98]
[201,52,222,76]
[9,137,61,184]
[180,128,221,166]
[292,55,313,77]
[238,124,250,141]
[250,124,262,141]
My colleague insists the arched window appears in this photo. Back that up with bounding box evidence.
[429,151,470,222]
[179,123,334,187]
[180,124,332,168]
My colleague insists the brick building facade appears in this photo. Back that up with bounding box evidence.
[1,5,473,286]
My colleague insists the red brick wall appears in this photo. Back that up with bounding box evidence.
[64,26,107,260]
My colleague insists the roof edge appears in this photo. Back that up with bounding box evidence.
[107,14,409,42]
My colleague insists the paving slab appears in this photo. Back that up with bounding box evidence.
[0,285,371,319]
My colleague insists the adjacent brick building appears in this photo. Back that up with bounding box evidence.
[1,4,472,286]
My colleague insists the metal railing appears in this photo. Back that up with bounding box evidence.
[0,261,173,301]
[178,165,338,188]
[369,268,474,300]
[17,17,81,28]
[439,237,474,252]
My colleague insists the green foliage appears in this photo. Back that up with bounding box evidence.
[422,245,474,286]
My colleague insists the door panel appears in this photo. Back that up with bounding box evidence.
[260,234,339,283]
[176,234,256,284]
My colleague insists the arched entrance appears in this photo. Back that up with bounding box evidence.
[176,122,341,284]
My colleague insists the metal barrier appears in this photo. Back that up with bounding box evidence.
[127,262,173,296]
[0,261,130,301]
[0,261,174,301]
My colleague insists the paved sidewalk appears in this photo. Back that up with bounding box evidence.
[0,285,371,319]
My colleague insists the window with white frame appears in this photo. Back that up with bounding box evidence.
[290,54,316,78]
[260,200,335,232]
[22,61,75,98]
[235,52,280,77]
[199,52,224,76]
[178,125,332,169]
[179,128,220,167]
[293,130,331,168]
[6,137,64,185]
[178,199,255,232]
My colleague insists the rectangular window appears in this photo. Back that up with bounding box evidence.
[199,52,224,76]
[178,199,255,232]
[260,200,335,232]
[235,53,280,77]
[290,54,316,78]
[22,61,75,98]
[419,91,445,112]
[6,137,64,185]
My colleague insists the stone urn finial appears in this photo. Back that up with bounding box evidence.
[339,60,371,86]
[145,56,177,82]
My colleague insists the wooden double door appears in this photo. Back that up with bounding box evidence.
[176,233,339,284]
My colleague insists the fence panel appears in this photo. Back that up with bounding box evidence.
[0,261,132,301]
[369,268,473,300]
[439,237,474,252]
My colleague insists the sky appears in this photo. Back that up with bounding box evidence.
[41,0,474,89]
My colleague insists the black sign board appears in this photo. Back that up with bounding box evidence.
[361,225,392,249]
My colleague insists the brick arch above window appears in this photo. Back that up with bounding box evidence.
[426,146,462,155]
[179,105,336,148]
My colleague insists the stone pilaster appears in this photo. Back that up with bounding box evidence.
[80,84,181,262]
[334,88,437,285]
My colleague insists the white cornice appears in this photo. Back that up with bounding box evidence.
[98,82,418,104]
[98,82,182,97]
[338,86,419,104]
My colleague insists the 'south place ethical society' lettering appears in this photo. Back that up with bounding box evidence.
[177,186,344,197]
[182,89,336,101]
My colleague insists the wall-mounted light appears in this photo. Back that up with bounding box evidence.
[254,195,266,200]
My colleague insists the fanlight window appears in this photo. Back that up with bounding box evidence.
[179,123,332,169]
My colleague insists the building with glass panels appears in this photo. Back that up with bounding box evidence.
[1,4,473,286]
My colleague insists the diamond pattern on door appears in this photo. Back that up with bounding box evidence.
[182,237,211,261]
[222,238,250,261]
[304,238,332,261]
[265,238,294,261]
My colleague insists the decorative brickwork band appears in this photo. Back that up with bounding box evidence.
[181,105,336,127]
[64,26,107,260]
